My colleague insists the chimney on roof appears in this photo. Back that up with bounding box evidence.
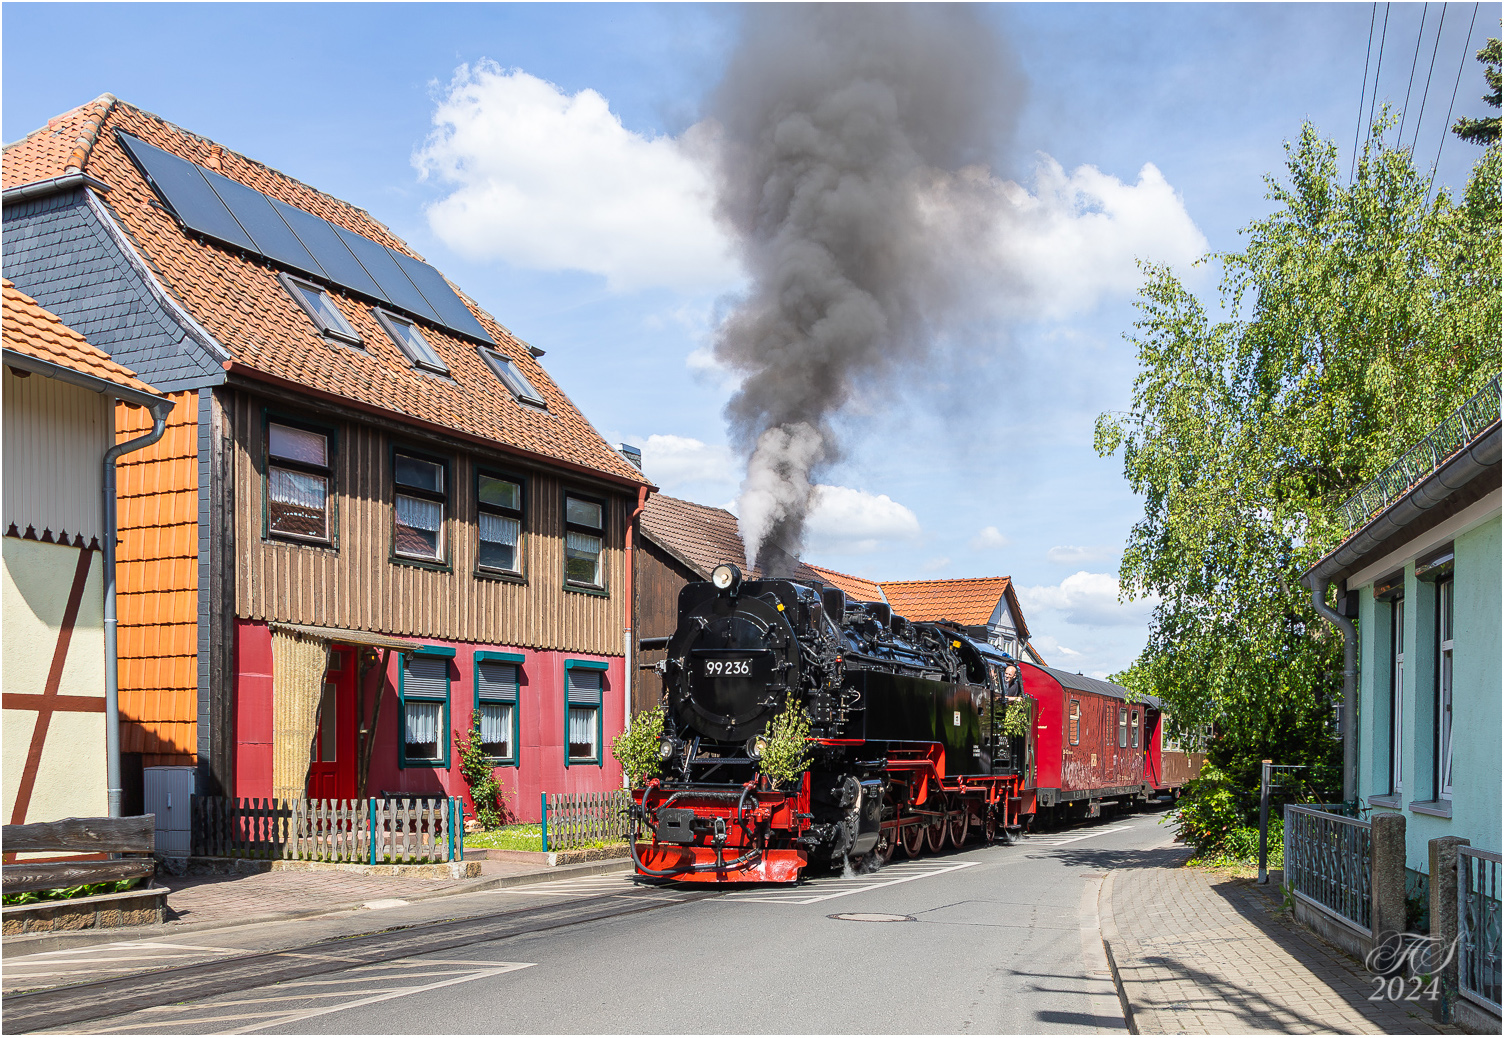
[617,443,642,469]
[207,145,224,172]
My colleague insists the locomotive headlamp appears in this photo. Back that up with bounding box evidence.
[711,563,742,594]
[745,735,768,760]
[657,737,676,761]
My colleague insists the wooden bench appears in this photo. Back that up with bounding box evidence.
[3,815,158,896]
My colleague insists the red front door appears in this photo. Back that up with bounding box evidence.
[306,646,357,800]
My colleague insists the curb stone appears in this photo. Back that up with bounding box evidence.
[2,856,633,958]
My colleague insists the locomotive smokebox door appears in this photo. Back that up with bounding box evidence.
[656,809,697,845]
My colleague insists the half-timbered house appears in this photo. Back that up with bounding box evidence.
[3,96,653,822]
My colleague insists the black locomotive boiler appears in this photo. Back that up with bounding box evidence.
[629,564,1036,883]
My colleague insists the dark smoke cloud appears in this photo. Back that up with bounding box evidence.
[708,5,1023,573]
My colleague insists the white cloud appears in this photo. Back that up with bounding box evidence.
[804,485,922,556]
[922,156,1207,320]
[1046,545,1116,564]
[1030,634,1081,660]
[416,63,739,293]
[969,525,1010,551]
[639,435,737,497]
[1016,571,1155,628]
[924,556,952,572]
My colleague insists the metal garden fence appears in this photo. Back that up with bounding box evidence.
[1284,804,1372,931]
[1459,846,1502,1012]
[540,789,631,852]
[191,796,464,863]
[1338,374,1501,535]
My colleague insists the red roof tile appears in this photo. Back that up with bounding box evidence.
[3,97,649,488]
[804,564,886,603]
[2,279,161,396]
[640,494,822,582]
[879,576,1028,637]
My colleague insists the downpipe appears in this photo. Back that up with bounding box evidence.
[104,399,173,817]
[622,486,649,788]
[1303,573,1357,807]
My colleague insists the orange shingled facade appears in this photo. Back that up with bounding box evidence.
[115,394,198,765]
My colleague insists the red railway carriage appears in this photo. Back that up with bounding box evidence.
[1022,662,1164,819]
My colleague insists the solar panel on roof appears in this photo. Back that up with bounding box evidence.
[332,227,441,324]
[387,250,493,344]
[201,168,326,280]
[117,134,257,253]
[267,199,390,304]
[116,130,496,345]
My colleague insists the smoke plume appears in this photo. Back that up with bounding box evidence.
[709,5,1022,573]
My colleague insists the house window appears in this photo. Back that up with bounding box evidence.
[477,472,523,575]
[266,420,333,543]
[1068,699,1080,745]
[376,309,448,374]
[1131,710,1140,749]
[1118,707,1128,748]
[393,451,447,563]
[475,652,522,764]
[564,661,606,765]
[400,650,453,767]
[564,493,604,589]
[1437,578,1454,799]
[479,347,546,408]
[280,273,361,345]
[1390,597,1405,795]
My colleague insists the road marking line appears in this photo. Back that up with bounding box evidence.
[221,961,534,1035]
[1028,826,1133,846]
[725,860,980,905]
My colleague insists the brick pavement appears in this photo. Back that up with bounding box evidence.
[1102,850,1458,1035]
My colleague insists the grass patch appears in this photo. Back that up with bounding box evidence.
[463,823,626,853]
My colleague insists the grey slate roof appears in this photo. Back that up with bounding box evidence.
[2,188,224,391]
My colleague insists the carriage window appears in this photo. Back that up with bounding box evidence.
[1068,700,1080,745]
[1131,710,1140,748]
[1118,708,1128,748]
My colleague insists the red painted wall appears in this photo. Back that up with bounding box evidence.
[234,620,275,799]
[232,621,625,822]
[1021,662,1150,798]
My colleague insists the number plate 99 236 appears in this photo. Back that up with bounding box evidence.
[701,658,753,677]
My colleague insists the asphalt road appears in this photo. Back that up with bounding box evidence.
[5,806,1180,1035]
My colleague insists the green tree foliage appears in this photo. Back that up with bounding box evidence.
[1453,36,1502,146]
[1097,117,1501,799]
[611,705,667,787]
[455,715,507,828]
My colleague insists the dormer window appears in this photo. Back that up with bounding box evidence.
[478,347,546,408]
[375,309,447,374]
[280,273,361,345]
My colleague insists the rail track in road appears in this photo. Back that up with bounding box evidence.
[2,885,725,1034]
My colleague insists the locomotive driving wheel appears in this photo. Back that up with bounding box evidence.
[983,804,998,844]
[900,822,925,857]
[872,827,895,866]
[924,807,948,852]
[946,797,969,848]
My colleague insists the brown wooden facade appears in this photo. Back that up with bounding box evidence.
[630,537,699,712]
[227,385,631,656]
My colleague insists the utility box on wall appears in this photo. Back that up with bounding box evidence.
[144,766,196,856]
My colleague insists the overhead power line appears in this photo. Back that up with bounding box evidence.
[1410,3,1449,153]
[1397,3,1430,147]
[1429,0,1481,197]
[1353,3,1380,179]
[1365,3,1393,164]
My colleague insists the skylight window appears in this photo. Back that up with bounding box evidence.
[280,273,360,345]
[479,347,546,408]
[375,309,448,374]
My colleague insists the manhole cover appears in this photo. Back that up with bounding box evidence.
[828,912,914,922]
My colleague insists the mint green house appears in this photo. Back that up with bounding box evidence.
[1304,378,1500,874]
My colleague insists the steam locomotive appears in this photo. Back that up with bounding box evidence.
[629,564,1044,883]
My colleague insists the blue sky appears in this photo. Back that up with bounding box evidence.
[5,3,1497,677]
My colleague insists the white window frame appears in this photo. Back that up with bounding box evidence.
[1390,597,1405,796]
